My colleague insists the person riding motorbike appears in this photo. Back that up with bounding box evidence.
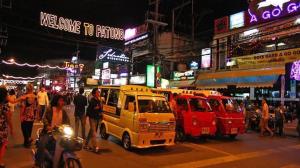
[36,95,70,168]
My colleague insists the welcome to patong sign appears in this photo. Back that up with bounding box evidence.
[248,0,300,24]
[40,11,124,40]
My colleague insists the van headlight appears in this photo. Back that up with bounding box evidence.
[63,126,74,137]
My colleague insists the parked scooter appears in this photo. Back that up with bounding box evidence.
[32,125,83,168]
[249,109,261,132]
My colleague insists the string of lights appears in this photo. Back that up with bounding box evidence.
[2,74,46,80]
[1,60,68,70]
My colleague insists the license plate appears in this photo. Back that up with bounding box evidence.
[155,132,163,138]
[231,128,238,134]
[202,127,210,134]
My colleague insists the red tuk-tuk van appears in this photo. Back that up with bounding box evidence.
[153,89,217,140]
[194,90,245,139]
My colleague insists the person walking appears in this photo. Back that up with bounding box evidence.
[296,101,300,137]
[85,88,102,153]
[7,89,16,115]
[19,84,37,147]
[260,98,274,137]
[73,87,87,139]
[37,87,49,121]
[0,87,13,168]
[275,103,285,136]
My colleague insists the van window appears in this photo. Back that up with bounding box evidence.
[176,98,188,111]
[189,98,212,112]
[100,89,109,103]
[209,99,221,112]
[108,89,119,106]
[124,95,136,111]
[108,89,121,116]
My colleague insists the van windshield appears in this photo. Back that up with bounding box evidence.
[222,98,241,113]
[189,98,212,112]
[138,97,171,113]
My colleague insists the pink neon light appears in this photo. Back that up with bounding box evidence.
[291,60,300,81]
[124,28,137,40]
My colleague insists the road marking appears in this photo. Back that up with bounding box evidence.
[281,164,300,168]
[164,148,278,168]
[182,143,233,156]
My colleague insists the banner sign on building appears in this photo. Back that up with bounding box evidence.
[214,16,229,34]
[234,48,300,69]
[40,11,124,40]
[247,0,300,25]
[96,47,130,63]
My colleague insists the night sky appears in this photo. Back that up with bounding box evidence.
[0,0,248,76]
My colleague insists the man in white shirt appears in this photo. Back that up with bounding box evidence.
[37,87,49,121]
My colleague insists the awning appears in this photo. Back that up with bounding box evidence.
[170,80,195,88]
[196,75,279,88]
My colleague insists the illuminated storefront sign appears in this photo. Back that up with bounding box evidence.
[173,70,195,81]
[146,65,160,87]
[190,61,199,70]
[230,12,245,29]
[248,0,300,24]
[97,47,130,63]
[201,48,211,68]
[214,16,229,34]
[102,69,111,80]
[290,60,300,81]
[130,75,146,84]
[40,11,124,40]
[64,62,84,72]
[234,48,300,69]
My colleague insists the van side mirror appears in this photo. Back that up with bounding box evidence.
[128,102,135,112]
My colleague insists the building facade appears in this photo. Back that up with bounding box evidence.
[196,0,300,102]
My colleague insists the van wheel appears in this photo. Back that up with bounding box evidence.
[122,133,131,150]
[100,125,109,140]
[176,128,186,142]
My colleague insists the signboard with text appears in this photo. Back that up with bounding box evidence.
[247,0,300,25]
[40,11,124,40]
[233,48,300,69]
[96,47,130,63]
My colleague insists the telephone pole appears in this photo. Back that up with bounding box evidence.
[147,0,167,88]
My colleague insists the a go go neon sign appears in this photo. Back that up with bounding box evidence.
[248,0,300,23]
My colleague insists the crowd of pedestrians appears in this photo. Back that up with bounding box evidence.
[0,84,104,167]
[241,96,300,137]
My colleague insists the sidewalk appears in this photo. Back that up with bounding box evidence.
[284,119,299,138]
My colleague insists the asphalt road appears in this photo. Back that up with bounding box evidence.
[4,105,300,168]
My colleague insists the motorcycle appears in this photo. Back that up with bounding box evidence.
[32,125,83,168]
[249,109,261,132]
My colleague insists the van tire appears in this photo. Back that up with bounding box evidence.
[122,132,131,150]
[100,124,109,140]
[176,128,186,142]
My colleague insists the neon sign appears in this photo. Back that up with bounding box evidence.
[258,0,291,10]
[248,0,300,24]
[290,60,300,81]
[40,11,124,40]
[97,47,130,63]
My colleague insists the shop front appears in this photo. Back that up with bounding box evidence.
[197,0,300,102]
[95,46,131,86]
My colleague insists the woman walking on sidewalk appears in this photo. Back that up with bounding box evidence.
[0,87,14,168]
[85,88,102,153]
[19,84,37,148]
